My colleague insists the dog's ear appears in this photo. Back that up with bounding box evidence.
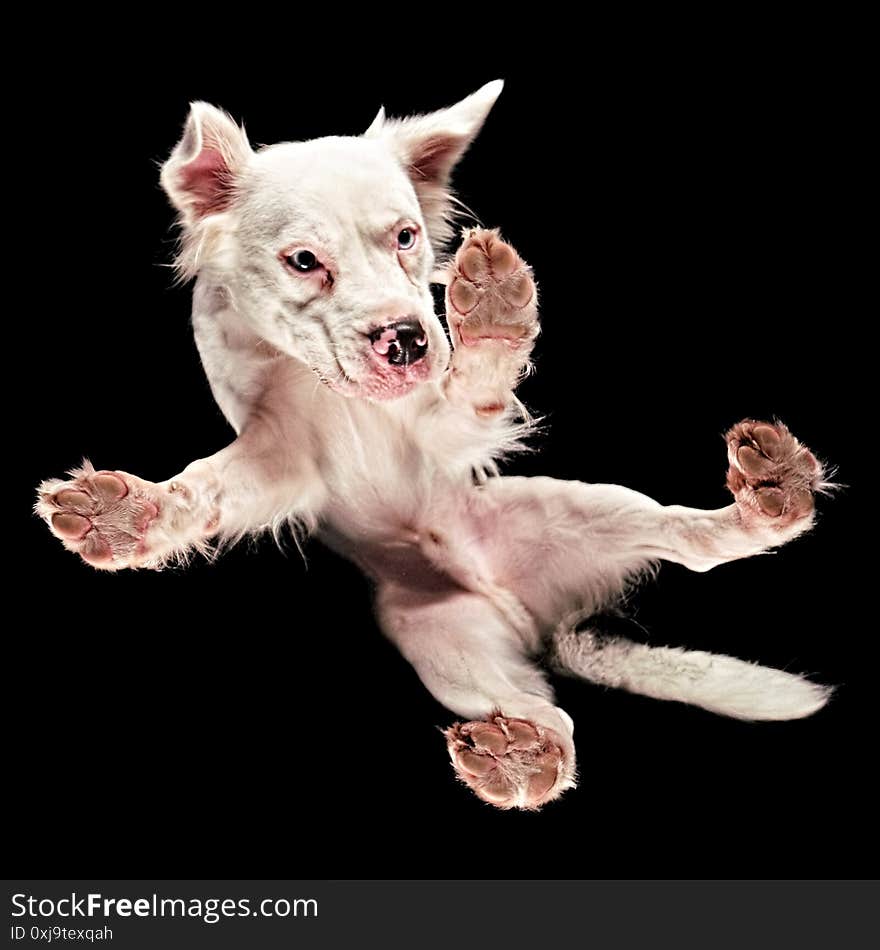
[365,80,503,247]
[161,103,252,228]
[364,105,386,137]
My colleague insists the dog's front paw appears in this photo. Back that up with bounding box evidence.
[444,715,575,810]
[725,420,828,527]
[36,462,169,569]
[446,229,538,348]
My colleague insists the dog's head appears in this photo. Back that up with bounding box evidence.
[161,81,503,401]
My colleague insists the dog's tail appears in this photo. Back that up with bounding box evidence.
[549,623,832,721]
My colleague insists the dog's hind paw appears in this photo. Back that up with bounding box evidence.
[446,229,538,347]
[725,420,828,527]
[445,714,575,810]
[35,462,176,569]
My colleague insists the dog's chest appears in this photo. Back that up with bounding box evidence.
[192,304,495,570]
[318,395,470,534]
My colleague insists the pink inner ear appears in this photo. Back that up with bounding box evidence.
[410,134,463,181]
[178,146,233,217]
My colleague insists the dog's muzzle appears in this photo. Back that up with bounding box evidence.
[369,321,428,367]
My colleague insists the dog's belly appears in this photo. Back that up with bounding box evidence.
[318,480,546,648]
[319,525,462,593]
[318,473,496,592]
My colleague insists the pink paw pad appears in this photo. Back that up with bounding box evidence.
[36,465,162,570]
[725,420,825,525]
[444,715,571,810]
[445,228,538,346]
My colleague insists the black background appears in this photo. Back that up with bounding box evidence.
[11,28,872,880]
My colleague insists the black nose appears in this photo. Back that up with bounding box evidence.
[370,321,428,366]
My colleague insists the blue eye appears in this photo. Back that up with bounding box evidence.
[288,250,320,272]
[397,228,417,250]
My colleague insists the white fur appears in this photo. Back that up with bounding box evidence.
[551,627,832,721]
[38,82,832,808]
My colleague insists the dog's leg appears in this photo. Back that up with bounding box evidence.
[441,228,538,417]
[640,417,830,571]
[36,414,325,570]
[377,581,576,810]
[477,420,830,613]
[466,420,832,719]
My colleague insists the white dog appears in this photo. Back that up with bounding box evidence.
[36,81,833,810]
